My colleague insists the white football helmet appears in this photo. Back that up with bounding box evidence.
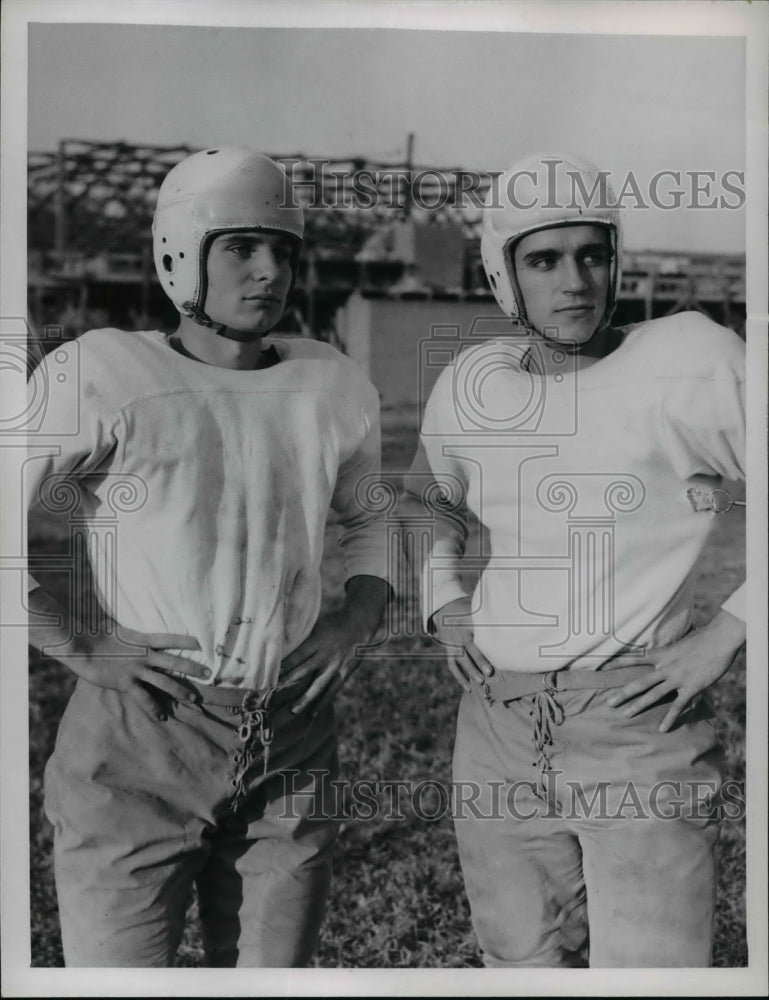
[481,153,622,328]
[152,147,304,322]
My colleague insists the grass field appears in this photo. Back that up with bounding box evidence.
[28,421,747,968]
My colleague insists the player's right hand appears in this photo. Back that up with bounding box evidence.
[58,624,207,720]
[431,596,495,692]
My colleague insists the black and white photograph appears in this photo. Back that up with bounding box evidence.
[1,1,767,996]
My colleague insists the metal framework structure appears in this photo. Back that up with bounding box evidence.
[28,138,460,255]
[28,139,746,339]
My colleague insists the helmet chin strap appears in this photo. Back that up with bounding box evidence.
[182,301,271,342]
[517,312,614,354]
[182,301,224,334]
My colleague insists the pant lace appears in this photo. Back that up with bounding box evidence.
[228,689,276,811]
[532,685,564,797]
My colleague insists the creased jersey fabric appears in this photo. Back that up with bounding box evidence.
[401,312,745,673]
[28,329,392,688]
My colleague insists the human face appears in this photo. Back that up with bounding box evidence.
[512,224,612,344]
[203,231,295,336]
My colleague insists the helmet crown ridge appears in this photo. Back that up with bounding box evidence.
[480,152,622,326]
[152,147,304,317]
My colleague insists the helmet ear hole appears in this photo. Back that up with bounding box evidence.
[162,254,175,273]
[488,273,497,290]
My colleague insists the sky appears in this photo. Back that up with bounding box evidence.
[26,21,748,253]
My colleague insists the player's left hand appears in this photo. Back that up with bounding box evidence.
[279,576,391,716]
[606,609,746,732]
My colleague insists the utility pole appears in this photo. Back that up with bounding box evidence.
[55,140,68,257]
[404,132,415,220]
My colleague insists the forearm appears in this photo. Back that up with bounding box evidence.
[702,606,746,661]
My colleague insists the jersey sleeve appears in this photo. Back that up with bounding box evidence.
[26,336,120,591]
[659,326,745,482]
[398,367,471,630]
[329,387,396,596]
[660,325,746,621]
